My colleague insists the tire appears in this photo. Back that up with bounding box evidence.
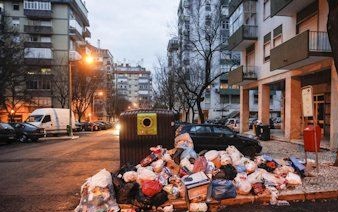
[18,134,28,143]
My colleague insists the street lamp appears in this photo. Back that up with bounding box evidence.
[68,51,94,137]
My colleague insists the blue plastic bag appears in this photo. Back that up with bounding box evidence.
[235,165,246,173]
[211,179,237,200]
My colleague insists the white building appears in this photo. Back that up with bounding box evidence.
[227,0,337,149]
[176,0,241,122]
[113,64,153,109]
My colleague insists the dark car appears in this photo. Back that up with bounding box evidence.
[82,122,100,131]
[94,121,112,130]
[176,124,262,157]
[9,123,45,142]
[0,123,16,143]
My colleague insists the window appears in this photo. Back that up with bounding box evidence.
[221,95,230,104]
[30,36,39,42]
[190,126,212,133]
[24,1,51,11]
[41,36,51,43]
[41,68,51,74]
[213,126,234,136]
[42,115,51,123]
[25,48,52,59]
[254,94,258,104]
[27,80,38,89]
[12,18,20,27]
[220,83,228,89]
[41,79,51,89]
[13,4,19,11]
[273,25,283,47]
[263,32,271,62]
[263,0,270,20]
[231,95,240,104]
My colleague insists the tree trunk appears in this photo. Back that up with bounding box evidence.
[327,0,338,73]
[327,0,338,166]
[196,98,204,124]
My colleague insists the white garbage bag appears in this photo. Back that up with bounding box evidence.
[204,150,219,161]
[285,172,302,186]
[180,158,194,172]
[123,171,138,183]
[152,159,165,173]
[274,166,295,176]
[137,167,157,182]
[189,203,208,212]
[220,154,232,165]
[226,146,244,165]
[244,160,257,174]
[86,169,112,191]
[174,133,194,149]
[234,172,252,195]
[247,168,267,184]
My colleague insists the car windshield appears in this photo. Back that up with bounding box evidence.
[27,115,43,122]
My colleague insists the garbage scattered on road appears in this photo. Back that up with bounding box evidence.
[75,133,306,211]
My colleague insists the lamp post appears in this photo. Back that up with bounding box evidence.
[92,91,104,121]
[10,109,15,122]
[68,51,94,137]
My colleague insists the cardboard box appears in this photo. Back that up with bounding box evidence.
[182,172,210,202]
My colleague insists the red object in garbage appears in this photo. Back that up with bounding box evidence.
[303,125,321,152]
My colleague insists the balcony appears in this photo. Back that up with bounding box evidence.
[82,28,91,38]
[24,10,52,19]
[228,66,258,85]
[69,27,83,41]
[24,25,52,35]
[270,0,316,17]
[228,25,258,51]
[25,42,52,48]
[270,31,332,71]
[25,58,52,66]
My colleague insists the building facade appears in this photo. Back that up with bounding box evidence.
[228,0,338,149]
[176,0,241,122]
[113,64,153,109]
[0,0,90,122]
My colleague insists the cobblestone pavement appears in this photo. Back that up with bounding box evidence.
[260,140,338,196]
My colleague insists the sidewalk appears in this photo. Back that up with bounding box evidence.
[120,140,338,211]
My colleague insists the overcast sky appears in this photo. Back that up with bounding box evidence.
[86,0,179,71]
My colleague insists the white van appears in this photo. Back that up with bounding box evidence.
[26,108,75,134]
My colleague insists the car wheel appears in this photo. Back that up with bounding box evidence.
[18,134,28,143]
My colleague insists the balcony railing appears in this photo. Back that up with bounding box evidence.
[270,30,332,71]
[228,25,258,51]
[24,25,52,35]
[228,65,258,85]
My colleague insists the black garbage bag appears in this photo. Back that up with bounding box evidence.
[116,182,139,204]
[258,161,277,172]
[150,190,168,207]
[133,189,153,210]
[115,163,137,176]
[112,175,124,192]
[214,164,237,180]
[172,148,184,164]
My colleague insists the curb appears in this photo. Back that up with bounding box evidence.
[40,136,79,141]
[119,190,338,211]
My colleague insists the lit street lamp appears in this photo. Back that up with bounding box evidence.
[10,109,15,122]
[68,51,94,137]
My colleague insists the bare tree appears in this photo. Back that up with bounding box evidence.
[72,65,104,122]
[52,64,69,108]
[176,0,239,123]
[0,15,29,120]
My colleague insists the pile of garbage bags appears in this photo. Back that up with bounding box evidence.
[75,133,303,212]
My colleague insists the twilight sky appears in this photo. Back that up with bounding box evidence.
[86,0,180,71]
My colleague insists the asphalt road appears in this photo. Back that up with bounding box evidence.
[0,129,119,212]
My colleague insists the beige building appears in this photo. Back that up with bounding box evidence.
[228,0,337,149]
[113,64,153,109]
[0,0,90,122]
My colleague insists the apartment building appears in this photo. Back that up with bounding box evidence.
[113,64,153,109]
[176,0,241,122]
[228,0,337,149]
[0,0,90,122]
[87,44,114,121]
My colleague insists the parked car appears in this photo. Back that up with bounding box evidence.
[0,123,16,143]
[175,124,262,157]
[75,122,85,132]
[82,122,100,131]
[94,121,112,130]
[249,118,258,129]
[9,122,45,142]
[26,108,75,135]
